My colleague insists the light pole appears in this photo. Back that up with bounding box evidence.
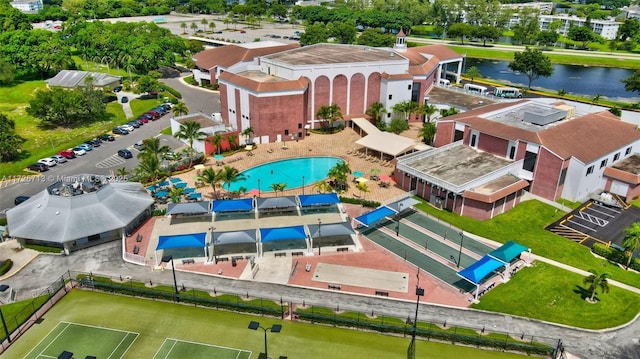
[317,218,322,256]
[257,179,261,198]
[161,255,179,302]
[396,203,404,236]
[248,321,282,359]
[408,269,424,359]
[457,231,464,268]
[302,176,305,195]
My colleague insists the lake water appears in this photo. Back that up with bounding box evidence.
[465,58,639,102]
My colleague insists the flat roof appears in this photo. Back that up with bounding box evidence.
[403,146,513,187]
[175,114,219,127]
[263,43,405,66]
[471,175,523,195]
[238,70,288,83]
[484,102,568,132]
[611,154,640,174]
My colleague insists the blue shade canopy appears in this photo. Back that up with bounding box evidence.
[157,232,206,250]
[298,193,340,207]
[457,255,504,284]
[260,226,306,242]
[212,198,254,212]
[489,240,528,263]
[354,206,396,227]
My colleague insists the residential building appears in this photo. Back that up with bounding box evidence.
[539,14,621,40]
[194,35,463,144]
[394,100,640,220]
[621,5,640,20]
[10,0,42,13]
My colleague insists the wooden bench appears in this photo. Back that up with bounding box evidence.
[274,252,287,258]
[375,291,389,297]
[136,233,143,242]
[328,284,341,290]
[292,251,304,256]
[133,246,139,255]
[337,247,349,252]
[182,258,195,265]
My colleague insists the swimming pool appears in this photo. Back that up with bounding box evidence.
[227,156,342,192]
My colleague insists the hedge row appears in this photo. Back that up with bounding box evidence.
[0,259,13,275]
[160,84,182,99]
[592,243,640,271]
[339,196,380,208]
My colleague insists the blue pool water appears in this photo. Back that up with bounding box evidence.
[227,156,342,192]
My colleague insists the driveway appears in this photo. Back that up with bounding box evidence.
[160,75,220,117]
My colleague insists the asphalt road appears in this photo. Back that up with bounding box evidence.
[0,78,219,215]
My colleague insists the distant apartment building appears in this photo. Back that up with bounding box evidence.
[539,14,620,40]
[621,5,640,20]
[9,0,43,13]
[501,2,554,14]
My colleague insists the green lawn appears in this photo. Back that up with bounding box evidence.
[0,81,132,176]
[414,199,640,289]
[472,262,640,329]
[3,290,533,359]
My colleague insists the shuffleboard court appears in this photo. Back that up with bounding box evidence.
[154,338,251,359]
[24,321,138,359]
[312,263,409,292]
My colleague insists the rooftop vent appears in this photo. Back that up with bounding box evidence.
[523,108,568,126]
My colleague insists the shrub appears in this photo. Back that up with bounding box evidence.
[160,84,182,99]
[339,196,380,208]
[0,259,12,275]
[592,243,640,271]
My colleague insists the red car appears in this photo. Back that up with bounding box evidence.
[137,116,149,123]
[144,110,160,120]
[58,149,76,159]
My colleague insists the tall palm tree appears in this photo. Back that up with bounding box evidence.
[583,269,610,302]
[419,103,438,123]
[242,127,254,145]
[623,223,640,270]
[312,180,332,193]
[172,102,189,117]
[169,186,184,203]
[138,137,170,161]
[328,160,351,191]
[356,181,370,199]
[200,18,208,31]
[190,22,198,34]
[174,121,207,167]
[227,134,238,150]
[418,122,437,146]
[220,165,246,192]
[137,155,164,182]
[209,133,224,155]
[315,104,343,129]
[180,22,187,34]
[392,100,419,122]
[366,102,386,123]
[270,183,280,196]
[208,21,216,33]
[197,167,222,199]
[116,167,130,177]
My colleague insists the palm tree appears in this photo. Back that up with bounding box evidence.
[623,223,640,270]
[169,186,184,203]
[418,122,437,145]
[172,102,189,117]
[197,167,222,199]
[116,167,130,177]
[227,134,238,150]
[180,22,187,34]
[356,181,370,199]
[241,127,254,145]
[200,18,208,31]
[583,269,610,302]
[464,66,482,83]
[138,137,170,161]
[328,160,351,191]
[366,102,386,123]
[137,155,164,182]
[270,183,280,196]
[440,107,460,117]
[209,133,224,155]
[219,165,246,192]
[419,103,438,123]
[392,100,419,122]
[208,21,216,33]
[174,121,207,167]
[190,22,198,34]
[315,104,343,129]
[312,180,332,193]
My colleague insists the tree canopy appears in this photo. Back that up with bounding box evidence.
[508,47,554,90]
[26,87,106,127]
[622,70,640,94]
[0,113,26,162]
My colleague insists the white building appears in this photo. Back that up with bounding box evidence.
[9,0,43,13]
[539,14,621,40]
[622,6,640,20]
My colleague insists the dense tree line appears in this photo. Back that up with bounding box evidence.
[26,86,107,127]
[292,6,412,33]
[0,113,26,162]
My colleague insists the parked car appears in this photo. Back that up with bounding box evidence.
[113,85,122,93]
[71,147,86,156]
[118,149,133,159]
[112,127,129,135]
[58,149,76,159]
[38,157,57,167]
[137,116,149,123]
[97,134,115,142]
[28,163,49,172]
[144,110,160,120]
[77,143,93,151]
[120,124,135,132]
[51,155,68,164]
[162,151,179,161]
[127,121,140,128]
[121,96,129,103]
[161,103,173,110]
[14,195,30,206]
[240,30,246,33]
[85,139,101,147]
[153,107,167,115]
[134,141,145,151]
[139,113,154,121]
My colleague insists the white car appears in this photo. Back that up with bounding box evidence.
[71,147,86,156]
[51,155,68,164]
[120,124,134,132]
[38,157,57,167]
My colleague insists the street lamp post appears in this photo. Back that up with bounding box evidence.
[408,270,424,359]
[257,179,261,197]
[395,203,404,236]
[317,219,322,256]
[161,255,179,302]
[457,231,464,268]
[302,176,305,195]
[248,321,282,359]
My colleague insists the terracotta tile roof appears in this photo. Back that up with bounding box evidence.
[538,111,640,163]
[193,43,299,70]
[219,71,309,92]
[442,102,640,163]
[395,44,461,75]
